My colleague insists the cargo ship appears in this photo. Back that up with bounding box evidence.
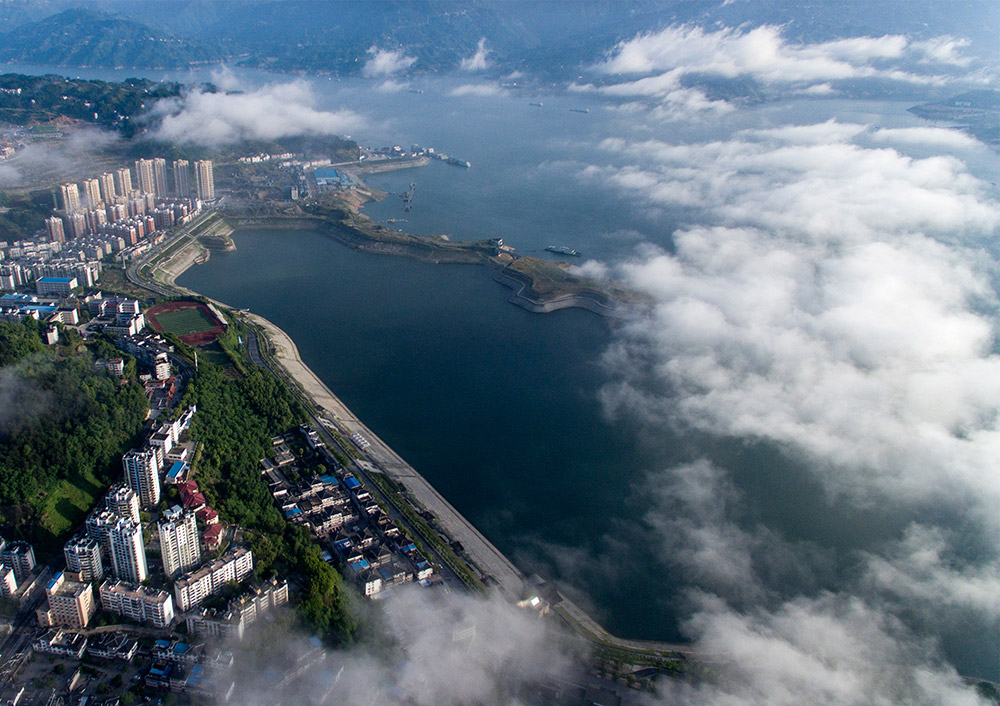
[546,246,582,257]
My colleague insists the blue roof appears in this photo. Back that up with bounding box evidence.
[37,276,73,283]
[173,643,189,654]
[314,168,340,178]
[187,664,204,685]
[343,476,361,490]
[155,639,170,648]
[284,508,302,517]
[349,558,370,569]
[166,461,188,481]
[319,475,339,485]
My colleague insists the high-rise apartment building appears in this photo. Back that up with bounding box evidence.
[98,172,117,203]
[134,159,156,196]
[122,448,160,508]
[67,212,87,239]
[115,167,133,196]
[108,485,141,523]
[194,160,215,201]
[82,178,102,209]
[172,159,190,197]
[0,540,36,583]
[86,509,118,554]
[45,216,65,243]
[152,158,168,197]
[158,507,201,578]
[108,517,147,583]
[58,183,81,213]
[37,571,96,629]
[63,535,104,583]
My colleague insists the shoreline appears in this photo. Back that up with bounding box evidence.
[151,216,694,658]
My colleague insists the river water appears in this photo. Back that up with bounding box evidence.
[7,61,999,674]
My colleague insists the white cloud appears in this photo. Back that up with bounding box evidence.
[870,126,980,149]
[460,38,491,71]
[363,46,416,77]
[591,24,968,101]
[0,163,21,187]
[375,79,410,93]
[148,80,362,146]
[590,126,1000,512]
[663,594,988,706]
[448,83,505,97]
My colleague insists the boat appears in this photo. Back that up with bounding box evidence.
[545,246,582,257]
[569,108,590,114]
[529,102,543,107]
[444,157,471,168]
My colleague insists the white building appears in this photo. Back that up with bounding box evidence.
[123,448,160,508]
[37,571,96,629]
[0,540,36,582]
[0,566,17,598]
[174,546,253,612]
[158,507,201,579]
[100,580,174,628]
[108,518,147,583]
[63,535,103,583]
[194,160,215,201]
[107,484,140,523]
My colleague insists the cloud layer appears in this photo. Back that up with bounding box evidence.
[364,46,417,77]
[148,80,362,146]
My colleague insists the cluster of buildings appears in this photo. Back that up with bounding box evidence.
[0,158,214,296]
[263,425,435,599]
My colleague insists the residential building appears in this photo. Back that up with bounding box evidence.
[158,507,201,579]
[86,509,118,554]
[67,212,87,239]
[135,159,156,196]
[115,167,133,196]
[35,276,77,297]
[58,183,81,213]
[194,160,214,200]
[63,535,103,582]
[123,448,161,508]
[0,566,17,597]
[172,159,190,197]
[153,158,168,197]
[0,540,36,582]
[108,517,147,583]
[98,172,117,202]
[184,578,288,641]
[45,216,65,244]
[100,580,174,628]
[107,484,140,523]
[82,178,102,209]
[174,546,253,612]
[36,571,97,629]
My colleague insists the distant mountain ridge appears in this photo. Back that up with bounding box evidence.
[0,0,996,76]
[0,8,224,68]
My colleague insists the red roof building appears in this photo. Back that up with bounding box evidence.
[195,506,219,525]
[202,524,223,549]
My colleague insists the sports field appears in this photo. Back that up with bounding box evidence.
[153,307,216,336]
[146,300,226,345]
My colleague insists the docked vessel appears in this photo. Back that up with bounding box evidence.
[444,156,471,168]
[546,245,582,257]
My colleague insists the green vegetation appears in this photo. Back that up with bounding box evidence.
[184,358,356,643]
[0,72,184,136]
[0,190,55,241]
[0,320,148,553]
[150,307,216,337]
[0,10,225,73]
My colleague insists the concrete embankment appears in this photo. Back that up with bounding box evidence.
[245,312,527,601]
